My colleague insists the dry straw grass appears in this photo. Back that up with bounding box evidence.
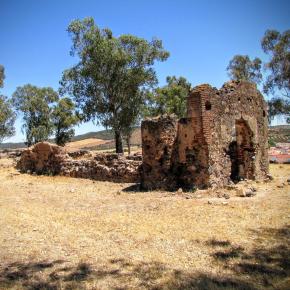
[0,159,289,289]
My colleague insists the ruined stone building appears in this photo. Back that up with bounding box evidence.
[141,81,269,190]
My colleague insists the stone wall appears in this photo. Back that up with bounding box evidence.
[141,80,269,190]
[17,142,142,183]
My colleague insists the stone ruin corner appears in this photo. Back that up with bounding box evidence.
[141,80,269,190]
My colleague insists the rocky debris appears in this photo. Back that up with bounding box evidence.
[177,188,183,194]
[287,178,290,184]
[235,186,257,197]
[126,153,142,161]
[67,150,92,159]
[17,142,142,183]
[223,193,230,199]
[0,149,24,159]
[17,142,68,175]
[266,174,274,181]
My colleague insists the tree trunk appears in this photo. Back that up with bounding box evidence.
[126,135,131,156]
[115,130,123,154]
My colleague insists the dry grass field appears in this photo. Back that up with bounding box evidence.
[0,158,289,290]
[65,139,112,151]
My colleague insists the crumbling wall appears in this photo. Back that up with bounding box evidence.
[141,115,178,190]
[17,142,142,183]
[141,80,269,190]
[211,81,269,186]
[61,153,141,183]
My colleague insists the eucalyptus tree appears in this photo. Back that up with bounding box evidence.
[0,95,15,143]
[144,76,192,118]
[52,97,79,146]
[227,55,262,84]
[12,85,58,146]
[60,17,169,153]
[0,65,15,143]
[262,29,289,123]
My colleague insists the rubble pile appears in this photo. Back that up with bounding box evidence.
[17,142,142,183]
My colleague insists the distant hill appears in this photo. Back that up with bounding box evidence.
[1,125,288,149]
[269,125,290,143]
[0,129,116,149]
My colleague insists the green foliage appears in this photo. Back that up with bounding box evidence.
[52,97,79,146]
[60,17,169,153]
[0,65,15,143]
[144,76,191,118]
[262,29,290,97]
[0,65,4,88]
[267,97,290,124]
[0,95,16,143]
[268,137,276,147]
[262,29,290,123]
[12,84,58,146]
[227,55,262,84]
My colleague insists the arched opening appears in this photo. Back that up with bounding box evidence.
[228,119,255,182]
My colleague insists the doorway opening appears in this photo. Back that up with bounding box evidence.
[229,119,255,182]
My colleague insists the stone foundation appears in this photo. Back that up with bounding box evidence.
[17,142,142,183]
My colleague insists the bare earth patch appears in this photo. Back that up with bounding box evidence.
[0,159,289,289]
[65,138,112,151]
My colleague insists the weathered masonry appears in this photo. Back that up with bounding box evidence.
[141,81,269,190]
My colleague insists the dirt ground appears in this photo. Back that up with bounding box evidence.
[0,158,289,290]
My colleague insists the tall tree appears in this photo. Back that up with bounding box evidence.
[262,29,290,97]
[60,17,169,153]
[0,96,15,143]
[0,65,15,143]
[262,29,289,123]
[51,97,79,146]
[144,76,191,118]
[12,85,58,146]
[227,55,263,84]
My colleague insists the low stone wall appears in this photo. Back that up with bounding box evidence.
[0,149,24,159]
[17,142,142,183]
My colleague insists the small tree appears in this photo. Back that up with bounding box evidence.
[0,95,15,143]
[227,55,262,84]
[12,84,58,146]
[144,76,191,118]
[262,29,290,123]
[61,17,169,153]
[52,97,79,146]
[0,65,15,143]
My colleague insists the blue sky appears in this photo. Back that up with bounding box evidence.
[1,0,289,142]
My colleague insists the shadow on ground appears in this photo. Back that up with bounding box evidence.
[0,225,289,290]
